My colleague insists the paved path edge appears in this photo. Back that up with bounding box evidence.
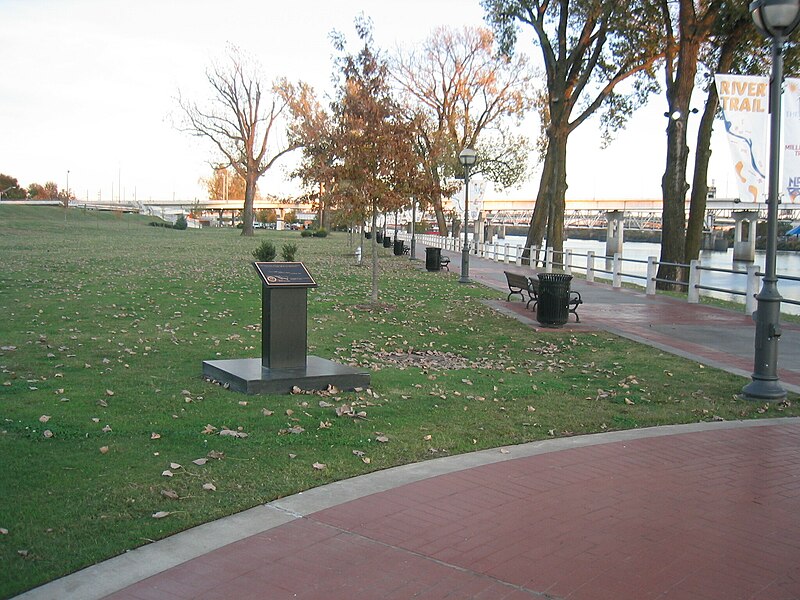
[15,416,800,600]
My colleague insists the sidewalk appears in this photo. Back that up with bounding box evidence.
[452,247,800,393]
[17,248,800,600]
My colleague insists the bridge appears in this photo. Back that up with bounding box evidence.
[477,198,800,231]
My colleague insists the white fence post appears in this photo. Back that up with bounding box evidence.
[612,253,622,288]
[515,245,522,266]
[564,249,572,275]
[545,247,554,273]
[746,264,760,315]
[646,256,657,296]
[587,251,595,282]
[529,245,537,270]
[504,244,510,264]
[688,260,701,304]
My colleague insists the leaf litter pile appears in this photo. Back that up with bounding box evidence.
[0,207,795,598]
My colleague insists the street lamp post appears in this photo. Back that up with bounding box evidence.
[458,147,477,284]
[742,0,800,401]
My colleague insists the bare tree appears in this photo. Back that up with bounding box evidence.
[393,26,536,235]
[178,46,301,236]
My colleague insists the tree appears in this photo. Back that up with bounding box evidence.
[484,0,663,259]
[27,183,47,200]
[201,167,247,200]
[656,0,721,287]
[331,16,428,302]
[178,46,302,236]
[393,26,536,235]
[0,174,26,199]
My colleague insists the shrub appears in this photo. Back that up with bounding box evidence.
[300,229,313,238]
[148,221,173,229]
[174,215,188,230]
[281,243,298,262]
[252,240,277,262]
[312,228,328,238]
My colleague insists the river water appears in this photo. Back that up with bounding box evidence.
[493,236,800,316]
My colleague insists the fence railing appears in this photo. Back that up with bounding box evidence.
[397,232,799,314]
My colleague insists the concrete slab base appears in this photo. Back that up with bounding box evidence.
[202,356,370,394]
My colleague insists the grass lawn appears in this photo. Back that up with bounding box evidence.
[1,206,797,598]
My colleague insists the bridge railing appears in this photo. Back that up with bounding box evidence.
[400,232,799,314]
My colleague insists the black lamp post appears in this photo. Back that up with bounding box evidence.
[458,147,477,284]
[742,0,800,401]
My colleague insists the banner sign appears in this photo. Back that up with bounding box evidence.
[452,179,487,221]
[783,78,800,203]
[715,74,769,203]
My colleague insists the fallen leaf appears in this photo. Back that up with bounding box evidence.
[219,429,248,438]
[624,398,635,405]
[238,401,248,406]
[162,470,174,477]
[261,408,273,416]
[151,511,171,519]
[99,446,109,454]
[105,389,115,396]
[160,489,179,500]
[17,550,29,558]
[499,448,510,454]
[312,462,326,470]
[38,415,51,423]
[192,458,208,466]
[42,430,53,439]
[206,450,225,460]
[527,406,536,412]
[291,386,302,394]
[362,457,371,464]
[352,450,365,457]
[102,425,112,433]
[202,483,217,491]
[318,401,333,408]
[423,434,432,441]
[170,463,181,470]
[375,435,389,443]
[150,432,161,440]
[318,421,332,429]
[288,453,297,459]
[0,528,9,535]
[285,409,294,417]
[202,424,217,434]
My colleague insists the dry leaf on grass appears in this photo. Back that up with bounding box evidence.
[152,511,171,519]
[192,458,208,466]
[99,446,109,454]
[161,489,179,500]
[150,432,161,440]
[38,415,51,423]
[202,483,216,492]
[312,462,326,470]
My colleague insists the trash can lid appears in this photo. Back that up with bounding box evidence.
[537,273,572,282]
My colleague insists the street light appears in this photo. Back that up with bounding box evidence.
[742,0,800,401]
[458,147,477,284]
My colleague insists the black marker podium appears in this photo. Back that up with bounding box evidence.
[202,262,370,394]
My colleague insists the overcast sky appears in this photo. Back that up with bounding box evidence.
[1,0,741,203]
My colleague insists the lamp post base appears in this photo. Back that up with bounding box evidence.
[741,377,786,401]
[459,247,470,283]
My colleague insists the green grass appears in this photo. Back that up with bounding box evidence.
[1,206,798,598]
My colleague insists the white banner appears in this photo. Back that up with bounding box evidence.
[451,179,487,221]
[715,74,769,203]
[783,78,800,203]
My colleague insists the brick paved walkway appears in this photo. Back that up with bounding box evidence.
[106,422,800,600]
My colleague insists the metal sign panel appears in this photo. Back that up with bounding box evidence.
[253,262,317,288]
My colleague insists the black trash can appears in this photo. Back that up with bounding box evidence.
[376,231,384,243]
[383,235,393,248]
[393,239,404,256]
[365,231,372,240]
[425,247,442,271]
[536,273,573,327]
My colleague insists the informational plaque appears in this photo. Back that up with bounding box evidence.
[253,262,317,288]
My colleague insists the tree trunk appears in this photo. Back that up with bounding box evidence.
[685,31,741,262]
[241,171,257,237]
[370,200,379,303]
[685,88,718,263]
[521,145,553,265]
[548,129,569,255]
[658,29,702,288]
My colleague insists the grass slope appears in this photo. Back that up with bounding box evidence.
[0,206,796,597]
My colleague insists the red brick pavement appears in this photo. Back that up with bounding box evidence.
[107,422,800,599]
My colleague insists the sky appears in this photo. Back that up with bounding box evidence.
[1,0,744,204]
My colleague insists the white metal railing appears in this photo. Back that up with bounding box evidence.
[398,232,799,315]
